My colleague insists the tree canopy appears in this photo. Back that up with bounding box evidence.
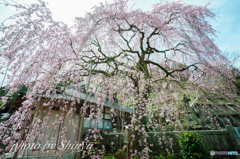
[0,0,238,158]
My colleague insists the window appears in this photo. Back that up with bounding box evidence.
[103,120,112,129]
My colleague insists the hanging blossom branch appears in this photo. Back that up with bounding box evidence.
[0,0,238,158]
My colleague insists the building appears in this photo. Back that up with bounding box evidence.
[2,84,133,158]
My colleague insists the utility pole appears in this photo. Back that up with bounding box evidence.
[76,62,93,159]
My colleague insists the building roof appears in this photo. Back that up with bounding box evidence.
[38,86,133,113]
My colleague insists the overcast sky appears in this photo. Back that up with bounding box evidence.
[0,0,240,67]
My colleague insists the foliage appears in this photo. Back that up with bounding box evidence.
[114,150,126,159]
[233,68,240,95]
[156,154,165,159]
[178,132,210,159]
[104,156,115,159]
[112,146,117,153]
[0,102,4,109]
[0,85,27,98]
[0,88,8,97]
[156,153,176,159]
[1,85,27,102]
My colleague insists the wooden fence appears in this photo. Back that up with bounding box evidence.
[102,125,240,156]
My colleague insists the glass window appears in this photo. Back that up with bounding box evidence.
[97,119,103,129]
[90,119,96,128]
[105,114,111,119]
[105,107,111,114]
[103,120,112,129]
[84,117,91,128]
[83,118,112,129]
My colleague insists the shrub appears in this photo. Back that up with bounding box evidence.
[114,150,126,159]
[178,131,210,159]
[156,153,176,159]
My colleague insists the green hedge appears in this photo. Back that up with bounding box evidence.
[178,131,210,159]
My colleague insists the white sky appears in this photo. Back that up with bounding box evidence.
[46,0,114,25]
[10,0,238,53]
[46,0,239,66]
[1,0,225,25]
[44,0,218,25]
